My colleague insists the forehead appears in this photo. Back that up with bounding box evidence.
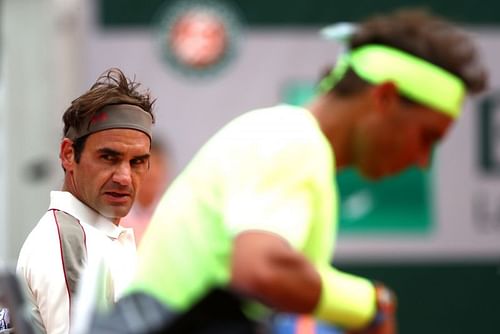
[85,128,151,153]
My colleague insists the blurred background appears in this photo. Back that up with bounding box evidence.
[1,0,499,333]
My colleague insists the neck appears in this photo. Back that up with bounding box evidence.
[306,91,371,170]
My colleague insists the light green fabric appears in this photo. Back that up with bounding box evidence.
[127,104,375,328]
[315,265,376,329]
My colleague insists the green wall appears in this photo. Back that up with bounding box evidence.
[99,0,500,27]
[339,262,500,333]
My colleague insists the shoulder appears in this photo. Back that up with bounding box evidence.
[214,104,319,148]
[231,104,310,129]
[17,209,84,263]
[19,210,64,248]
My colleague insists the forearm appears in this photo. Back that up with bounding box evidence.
[249,249,321,313]
[25,275,71,334]
[230,231,321,313]
[230,231,377,327]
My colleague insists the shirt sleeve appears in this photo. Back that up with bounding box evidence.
[17,211,87,334]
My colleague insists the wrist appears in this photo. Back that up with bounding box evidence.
[370,283,396,327]
[314,266,377,329]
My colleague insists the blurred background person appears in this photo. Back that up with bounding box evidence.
[121,139,171,245]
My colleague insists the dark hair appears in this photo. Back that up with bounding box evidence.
[63,68,156,162]
[71,135,88,163]
[328,9,488,96]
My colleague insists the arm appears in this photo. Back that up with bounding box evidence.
[225,125,395,331]
[17,212,87,334]
[346,284,397,334]
[230,231,396,333]
[18,239,73,334]
[29,266,72,334]
[230,230,321,313]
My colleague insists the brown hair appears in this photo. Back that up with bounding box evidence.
[62,68,156,161]
[329,9,488,96]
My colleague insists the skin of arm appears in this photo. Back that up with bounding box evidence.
[230,230,382,332]
[230,230,322,313]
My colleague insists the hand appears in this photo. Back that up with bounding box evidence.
[346,283,397,334]
[348,312,396,334]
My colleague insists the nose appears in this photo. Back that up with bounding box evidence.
[112,162,132,186]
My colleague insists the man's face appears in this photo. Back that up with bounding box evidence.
[63,129,151,220]
[352,101,454,180]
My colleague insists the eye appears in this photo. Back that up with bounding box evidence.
[131,158,145,166]
[130,157,149,171]
[101,154,118,162]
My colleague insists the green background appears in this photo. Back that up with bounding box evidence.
[99,0,500,27]
[338,261,500,334]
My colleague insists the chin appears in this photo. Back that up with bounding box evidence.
[367,173,385,181]
[364,162,412,180]
[359,169,383,181]
[101,207,131,221]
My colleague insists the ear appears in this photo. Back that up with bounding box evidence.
[371,81,400,114]
[60,138,76,171]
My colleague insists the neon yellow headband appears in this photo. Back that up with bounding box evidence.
[318,44,466,118]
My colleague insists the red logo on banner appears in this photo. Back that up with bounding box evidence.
[158,0,241,78]
[170,10,227,69]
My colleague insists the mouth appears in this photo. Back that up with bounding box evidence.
[103,191,132,204]
[105,191,131,197]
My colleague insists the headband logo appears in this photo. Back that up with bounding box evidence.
[90,112,109,125]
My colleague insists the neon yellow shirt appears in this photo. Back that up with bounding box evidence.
[128,104,374,328]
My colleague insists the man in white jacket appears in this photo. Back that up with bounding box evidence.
[17,68,155,334]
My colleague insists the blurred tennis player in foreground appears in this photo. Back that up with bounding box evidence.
[85,8,487,334]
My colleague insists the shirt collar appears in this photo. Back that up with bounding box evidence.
[48,191,129,240]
